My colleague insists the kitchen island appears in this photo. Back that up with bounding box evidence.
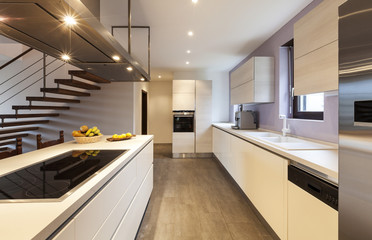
[0,135,153,240]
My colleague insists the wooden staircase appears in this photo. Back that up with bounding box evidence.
[0,70,110,150]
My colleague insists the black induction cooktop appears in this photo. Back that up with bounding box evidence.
[0,149,127,201]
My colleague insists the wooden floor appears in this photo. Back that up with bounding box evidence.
[136,144,275,240]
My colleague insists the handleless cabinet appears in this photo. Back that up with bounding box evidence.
[293,0,347,95]
[230,56,274,105]
[173,80,195,111]
[212,127,288,239]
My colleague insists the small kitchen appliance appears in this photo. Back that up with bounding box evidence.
[232,109,257,130]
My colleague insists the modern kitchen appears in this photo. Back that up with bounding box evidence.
[0,0,371,239]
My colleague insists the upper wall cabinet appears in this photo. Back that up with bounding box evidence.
[230,56,274,105]
[293,0,347,96]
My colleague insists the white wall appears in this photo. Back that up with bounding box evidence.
[148,81,172,143]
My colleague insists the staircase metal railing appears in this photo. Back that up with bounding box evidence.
[0,50,65,106]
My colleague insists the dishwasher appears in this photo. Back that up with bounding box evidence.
[288,165,338,240]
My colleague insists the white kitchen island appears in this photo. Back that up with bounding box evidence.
[0,135,153,240]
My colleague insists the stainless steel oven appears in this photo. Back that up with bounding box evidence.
[173,111,194,132]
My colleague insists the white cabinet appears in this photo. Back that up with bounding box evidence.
[230,56,274,105]
[293,0,347,95]
[172,132,195,153]
[212,127,231,171]
[195,80,212,153]
[213,127,288,240]
[288,182,338,240]
[172,80,212,155]
[173,80,195,110]
[53,220,75,240]
[52,142,153,240]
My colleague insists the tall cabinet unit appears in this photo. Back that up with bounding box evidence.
[230,56,274,105]
[172,80,212,156]
[293,0,347,95]
[195,80,212,153]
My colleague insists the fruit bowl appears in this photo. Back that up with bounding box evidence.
[74,135,102,144]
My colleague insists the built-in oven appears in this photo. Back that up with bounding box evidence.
[173,111,194,132]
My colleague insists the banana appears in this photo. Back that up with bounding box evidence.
[89,132,95,137]
[92,126,98,132]
[86,128,92,136]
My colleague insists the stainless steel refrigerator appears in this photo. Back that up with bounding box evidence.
[339,0,372,239]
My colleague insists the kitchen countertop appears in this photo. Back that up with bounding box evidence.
[0,135,153,240]
[213,123,338,183]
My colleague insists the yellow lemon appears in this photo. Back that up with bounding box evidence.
[126,133,132,138]
[120,134,127,139]
[112,134,119,138]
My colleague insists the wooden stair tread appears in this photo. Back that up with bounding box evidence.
[26,96,80,103]
[0,147,9,151]
[68,70,110,83]
[40,88,90,97]
[0,127,38,135]
[55,79,101,90]
[0,120,49,128]
[12,105,70,110]
[0,133,28,142]
[0,140,16,147]
[0,113,60,119]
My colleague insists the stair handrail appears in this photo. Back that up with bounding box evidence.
[0,61,66,105]
[0,47,33,71]
[0,58,58,96]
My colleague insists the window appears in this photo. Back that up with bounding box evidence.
[283,39,324,120]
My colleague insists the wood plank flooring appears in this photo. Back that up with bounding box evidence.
[136,144,275,240]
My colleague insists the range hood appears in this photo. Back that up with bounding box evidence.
[0,0,150,82]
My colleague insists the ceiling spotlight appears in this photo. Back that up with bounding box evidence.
[158,75,162,79]
[113,55,120,61]
[186,61,190,65]
[64,16,77,25]
[61,54,70,61]
[192,0,198,3]
[127,66,133,71]
[140,77,145,81]
[186,50,191,54]
[0,17,5,21]
[188,31,194,37]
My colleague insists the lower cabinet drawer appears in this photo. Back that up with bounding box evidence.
[74,158,137,240]
[112,165,154,240]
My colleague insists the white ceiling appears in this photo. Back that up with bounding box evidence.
[108,0,313,80]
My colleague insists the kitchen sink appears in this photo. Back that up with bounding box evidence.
[260,136,303,143]
[244,132,280,138]
[258,136,336,150]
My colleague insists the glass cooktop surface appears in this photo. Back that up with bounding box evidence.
[0,149,127,201]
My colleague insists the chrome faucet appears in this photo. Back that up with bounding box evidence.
[279,114,291,137]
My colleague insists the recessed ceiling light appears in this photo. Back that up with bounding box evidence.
[127,66,133,71]
[140,77,145,81]
[61,54,70,61]
[158,75,162,79]
[186,50,191,54]
[0,17,5,21]
[188,31,194,37]
[113,55,120,61]
[64,16,77,25]
[186,61,190,65]
[192,0,198,3]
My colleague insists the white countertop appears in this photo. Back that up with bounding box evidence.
[213,123,338,183]
[0,135,153,240]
